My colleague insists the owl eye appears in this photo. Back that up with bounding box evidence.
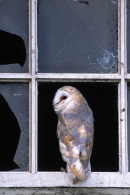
[62,96,67,100]
[59,95,67,103]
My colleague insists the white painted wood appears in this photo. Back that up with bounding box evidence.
[0,73,31,80]
[0,73,122,81]
[118,0,121,75]
[120,0,127,75]
[125,81,128,172]
[36,73,121,81]
[29,79,37,173]
[29,0,37,173]
[119,0,128,174]
[118,0,122,173]
[118,82,121,172]
[124,75,130,80]
[118,2,123,172]
[2,73,130,81]
[119,80,127,174]
[0,172,130,187]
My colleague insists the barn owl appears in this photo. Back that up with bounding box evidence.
[53,86,94,184]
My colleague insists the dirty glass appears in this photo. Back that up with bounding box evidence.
[0,0,28,73]
[0,83,29,171]
[127,0,130,72]
[38,82,118,172]
[38,0,118,73]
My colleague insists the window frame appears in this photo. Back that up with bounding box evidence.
[0,0,129,187]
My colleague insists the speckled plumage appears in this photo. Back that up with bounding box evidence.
[53,86,94,184]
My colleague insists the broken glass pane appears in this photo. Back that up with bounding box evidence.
[127,0,130,72]
[38,0,118,73]
[38,82,118,172]
[0,83,29,171]
[0,0,28,73]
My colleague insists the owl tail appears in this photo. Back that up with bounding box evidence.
[69,159,87,180]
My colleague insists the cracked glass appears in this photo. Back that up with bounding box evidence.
[0,0,28,73]
[0,83,29,171]
[38,0,118,73]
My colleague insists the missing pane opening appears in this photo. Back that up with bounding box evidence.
[38,82,118,172]
[0,30,26,66]
[0,83,29,171]
[0,0,28,73]
[0,94,20,171]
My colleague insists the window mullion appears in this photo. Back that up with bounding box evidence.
[29,0,37,173]
[119,0,127,174]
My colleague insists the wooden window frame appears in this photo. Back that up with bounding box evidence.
[0,0,129,187]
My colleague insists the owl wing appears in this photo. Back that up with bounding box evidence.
[68,122,93,180]
[58,101,94,181]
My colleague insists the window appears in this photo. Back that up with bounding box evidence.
[0,0,129,187]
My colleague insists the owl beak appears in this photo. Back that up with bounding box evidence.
[53,102,59,110]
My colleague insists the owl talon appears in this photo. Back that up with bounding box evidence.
[73,177,80,184]
[61,167,67,173]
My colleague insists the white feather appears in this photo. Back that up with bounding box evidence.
[74,159,87,180]
[53,90,69,105]
[53,89,74,112]
[59,140,66,149]
[59,140,69,163]
[71,145,80,156]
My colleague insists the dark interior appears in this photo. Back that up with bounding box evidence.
[38,82,118,172]
[0,30,26,66]
[0,94,20,171]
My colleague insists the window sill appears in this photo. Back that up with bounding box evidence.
[0,172,130,187]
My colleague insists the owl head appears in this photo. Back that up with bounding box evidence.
[53,86,83,112]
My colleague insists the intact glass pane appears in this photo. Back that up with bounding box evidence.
[38,82,118,172]
[0,83,29,171]
[38,0,118,73]
[0,0,28,73]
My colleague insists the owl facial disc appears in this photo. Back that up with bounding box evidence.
[53,89,72,111]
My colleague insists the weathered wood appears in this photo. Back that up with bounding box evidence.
[0,172,130,187]
[0,187,130,195]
